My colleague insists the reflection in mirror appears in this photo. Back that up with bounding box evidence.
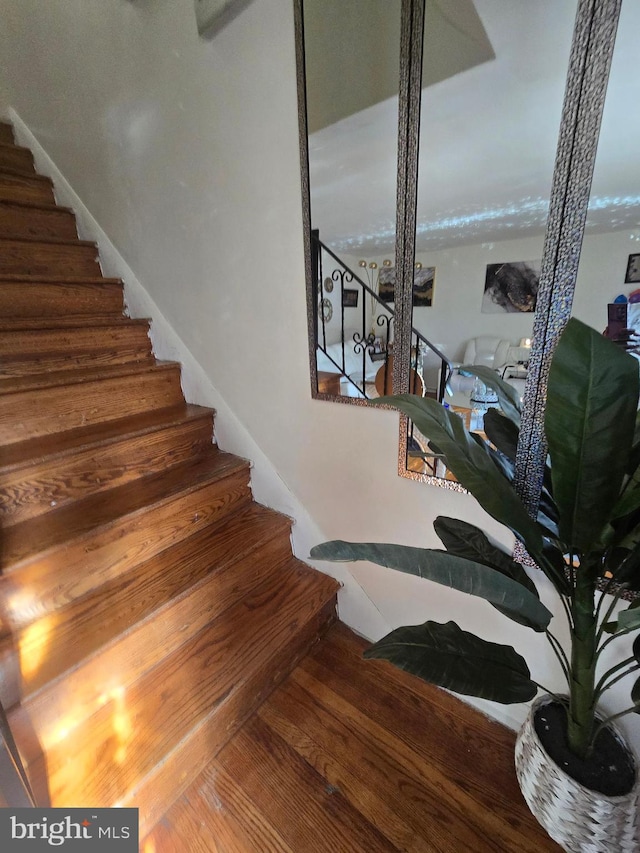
[402,0,579,480]
[572,1,639,354]
[301,0,402,402]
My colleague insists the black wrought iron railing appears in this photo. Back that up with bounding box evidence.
[312,232,452,402]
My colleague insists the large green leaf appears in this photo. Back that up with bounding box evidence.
[618,604,640,633]
[310,540,552,630]
[546,318,639,551]
[458,364,522,425]
[364,620,537,704]
[372,394,566,592]
[611,465,640,521]
[433,516,538,595]
[611,540,640,587]
[433,516,542,630]
[483,408,519,462]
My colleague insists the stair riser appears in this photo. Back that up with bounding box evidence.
[0,202,77,241]
[1,467,252,623]
[0,174,54,205]
[11,508,291,699]
[0,239,100,277]
[0,414,213,527]
[21,535,293,732]
[0,348,154,378]
[0,281,124,318]
[0,324,150,359]
[0,145,35,175]
[0,325,153,378]
[19,567,335,809]
[0,367,184,444]
[135,599,336,837]
[0,124,14,145]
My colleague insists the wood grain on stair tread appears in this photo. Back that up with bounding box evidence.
[0,171,55,205]
[0,406,213,527]
[0,199,78,240]
[0,325,153,378]
[0,236,100,277]
[0,143,36,175]
[16,561,339,809]
[0,363,184,444]
[16,526,296,726]
[10,504,293,695]
[0,279,125,318]
[0,403,212,471]
[124,598,337,838]
[1,449,249,571]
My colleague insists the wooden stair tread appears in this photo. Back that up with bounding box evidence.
[0,197,74,216]
[0,359,179,394]
[0,274,121,284]
[0,314,144,331]
[0,142,35,172]
[0,234,96,249]
[7,503,294,700]
[13,559,338,809]
[1,450,248,570]
[0,403,212,472]
[22,522,300,717]
[0,167,52,185]
[0,324,153,377]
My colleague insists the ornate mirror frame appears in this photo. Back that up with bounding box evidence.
[395,0,623,512]
[295,0,624,517]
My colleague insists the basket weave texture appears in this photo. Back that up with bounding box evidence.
[515,696,640,852]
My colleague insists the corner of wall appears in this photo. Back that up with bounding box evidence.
[7,107,390,642]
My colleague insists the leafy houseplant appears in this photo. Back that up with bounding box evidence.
[311,319,640,847]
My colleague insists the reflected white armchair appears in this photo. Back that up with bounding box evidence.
[461,336,512,369]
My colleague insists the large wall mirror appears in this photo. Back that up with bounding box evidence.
[295,0,625,496]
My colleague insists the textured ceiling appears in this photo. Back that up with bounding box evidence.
[308,0,639,256]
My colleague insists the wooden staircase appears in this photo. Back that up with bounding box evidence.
[0,120,339,835]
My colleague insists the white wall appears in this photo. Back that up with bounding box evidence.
[1,0,638,747]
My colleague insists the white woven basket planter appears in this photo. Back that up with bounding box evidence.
[515,696,640,853]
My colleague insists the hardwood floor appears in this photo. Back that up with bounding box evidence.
[144,623,560,852]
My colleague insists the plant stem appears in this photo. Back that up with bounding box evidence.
[545,629,570,686]
[594,655,636,695]
[598,628,631,655]
[567,567,598,759]
[592,706,639,743]
[594,664,640,702]
[595,585,626,650]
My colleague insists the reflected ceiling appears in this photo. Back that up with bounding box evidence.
[309,0,639,255]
